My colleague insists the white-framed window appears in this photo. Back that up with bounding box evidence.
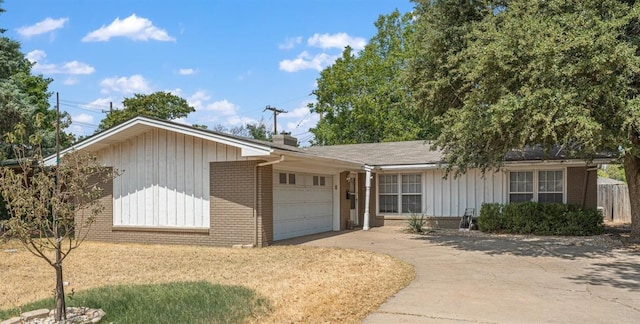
[378,173,422,214]
[508,170,564,203]
[509,171,534,202]
[538,170,563,203]
[378,174,398,213]
[402,174,422,213]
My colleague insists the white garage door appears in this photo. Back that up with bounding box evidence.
[273,171,333,240]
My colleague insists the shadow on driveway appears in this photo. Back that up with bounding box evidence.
[568,261,640,291]
[410,230,618,260]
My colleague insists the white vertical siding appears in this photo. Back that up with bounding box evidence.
[100,129,248,228]
[418,169,506,217]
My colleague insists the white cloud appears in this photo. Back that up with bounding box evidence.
[165,88,183,96]
[281,106,311,119]
[172,117,190,125]
[279,36,303,50]
[100,74,152,94]
[26,50,95,75]
[308,32,366,51]
[187,90,211,110]
[63,77,77,85]
[17,17,68,38]
[82,14,175,42]
[178,68,196,75]
[285,113,320,133]
[280,102,319,133]
[26,50,47,63]
[73,113,94,124]
[81,97,114,111]
[204,99,238,116]
[226,116,257,127]
[61,61,95,74]
[279,51,336,72]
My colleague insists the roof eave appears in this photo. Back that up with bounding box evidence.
[44,116,273,166]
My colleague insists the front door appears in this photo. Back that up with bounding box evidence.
[348,173,358,225]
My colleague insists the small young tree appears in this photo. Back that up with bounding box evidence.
[0,121,118,321]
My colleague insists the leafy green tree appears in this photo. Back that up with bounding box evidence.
[98,91,195,130]
[211,120,272,140]
[246,123,271,141]
[408,0,640,237]
[310,10,432,145]
[0,1,72,159]
[0,121,118,321]
[598,165,627,182]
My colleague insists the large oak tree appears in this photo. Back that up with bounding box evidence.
[408,0,640,238]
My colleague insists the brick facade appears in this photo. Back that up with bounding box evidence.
[84,160,274,247]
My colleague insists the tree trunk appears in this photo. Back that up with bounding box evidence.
[624,133,640,240]
[54,247,66,321]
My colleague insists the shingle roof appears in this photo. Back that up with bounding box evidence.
[302,141,617,166]
[303,140,442,166]
[63,116,616,167]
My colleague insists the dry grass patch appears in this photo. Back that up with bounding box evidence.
[1,241,414,323]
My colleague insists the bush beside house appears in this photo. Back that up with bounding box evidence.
[478,202,603,236]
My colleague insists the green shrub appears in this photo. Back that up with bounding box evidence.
[478,203,503,232]
[407,213,427,233]
[478,202,603,236]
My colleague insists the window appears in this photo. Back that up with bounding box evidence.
[279,172,297,185]
[378,173,422,214]
[378,175,398,213]
[402,174,422,213]
[538,171,563,203]
[312,176,326,186]
[508,170,564,203]
[509,171,533,202]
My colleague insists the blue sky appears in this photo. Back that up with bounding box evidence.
[3,0,414,145]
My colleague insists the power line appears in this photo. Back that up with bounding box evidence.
[290,111,312,132]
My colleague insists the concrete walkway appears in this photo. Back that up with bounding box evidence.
[280,227,640,323]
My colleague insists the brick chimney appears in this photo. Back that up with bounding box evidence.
[272,134,298,147]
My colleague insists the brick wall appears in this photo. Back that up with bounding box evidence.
[83,160,274,247]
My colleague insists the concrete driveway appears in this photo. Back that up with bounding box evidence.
[281,227,640,323]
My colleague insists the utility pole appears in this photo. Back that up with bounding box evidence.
[264,105,287,134]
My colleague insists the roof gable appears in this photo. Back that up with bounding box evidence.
[44,116,275,165]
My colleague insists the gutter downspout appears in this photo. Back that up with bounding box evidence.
[363,165,373,231]
[254,155,285,247]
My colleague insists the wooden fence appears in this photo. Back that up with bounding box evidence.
[597,177,631,223]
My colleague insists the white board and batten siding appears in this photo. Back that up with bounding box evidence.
[95,128,247,229]
[424,169,505,217]
[378,168,506,217]
[273,171,334,240]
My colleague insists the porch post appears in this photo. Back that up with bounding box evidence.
[363,165,372,231]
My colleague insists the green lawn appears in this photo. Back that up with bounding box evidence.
[0,281,270,323]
